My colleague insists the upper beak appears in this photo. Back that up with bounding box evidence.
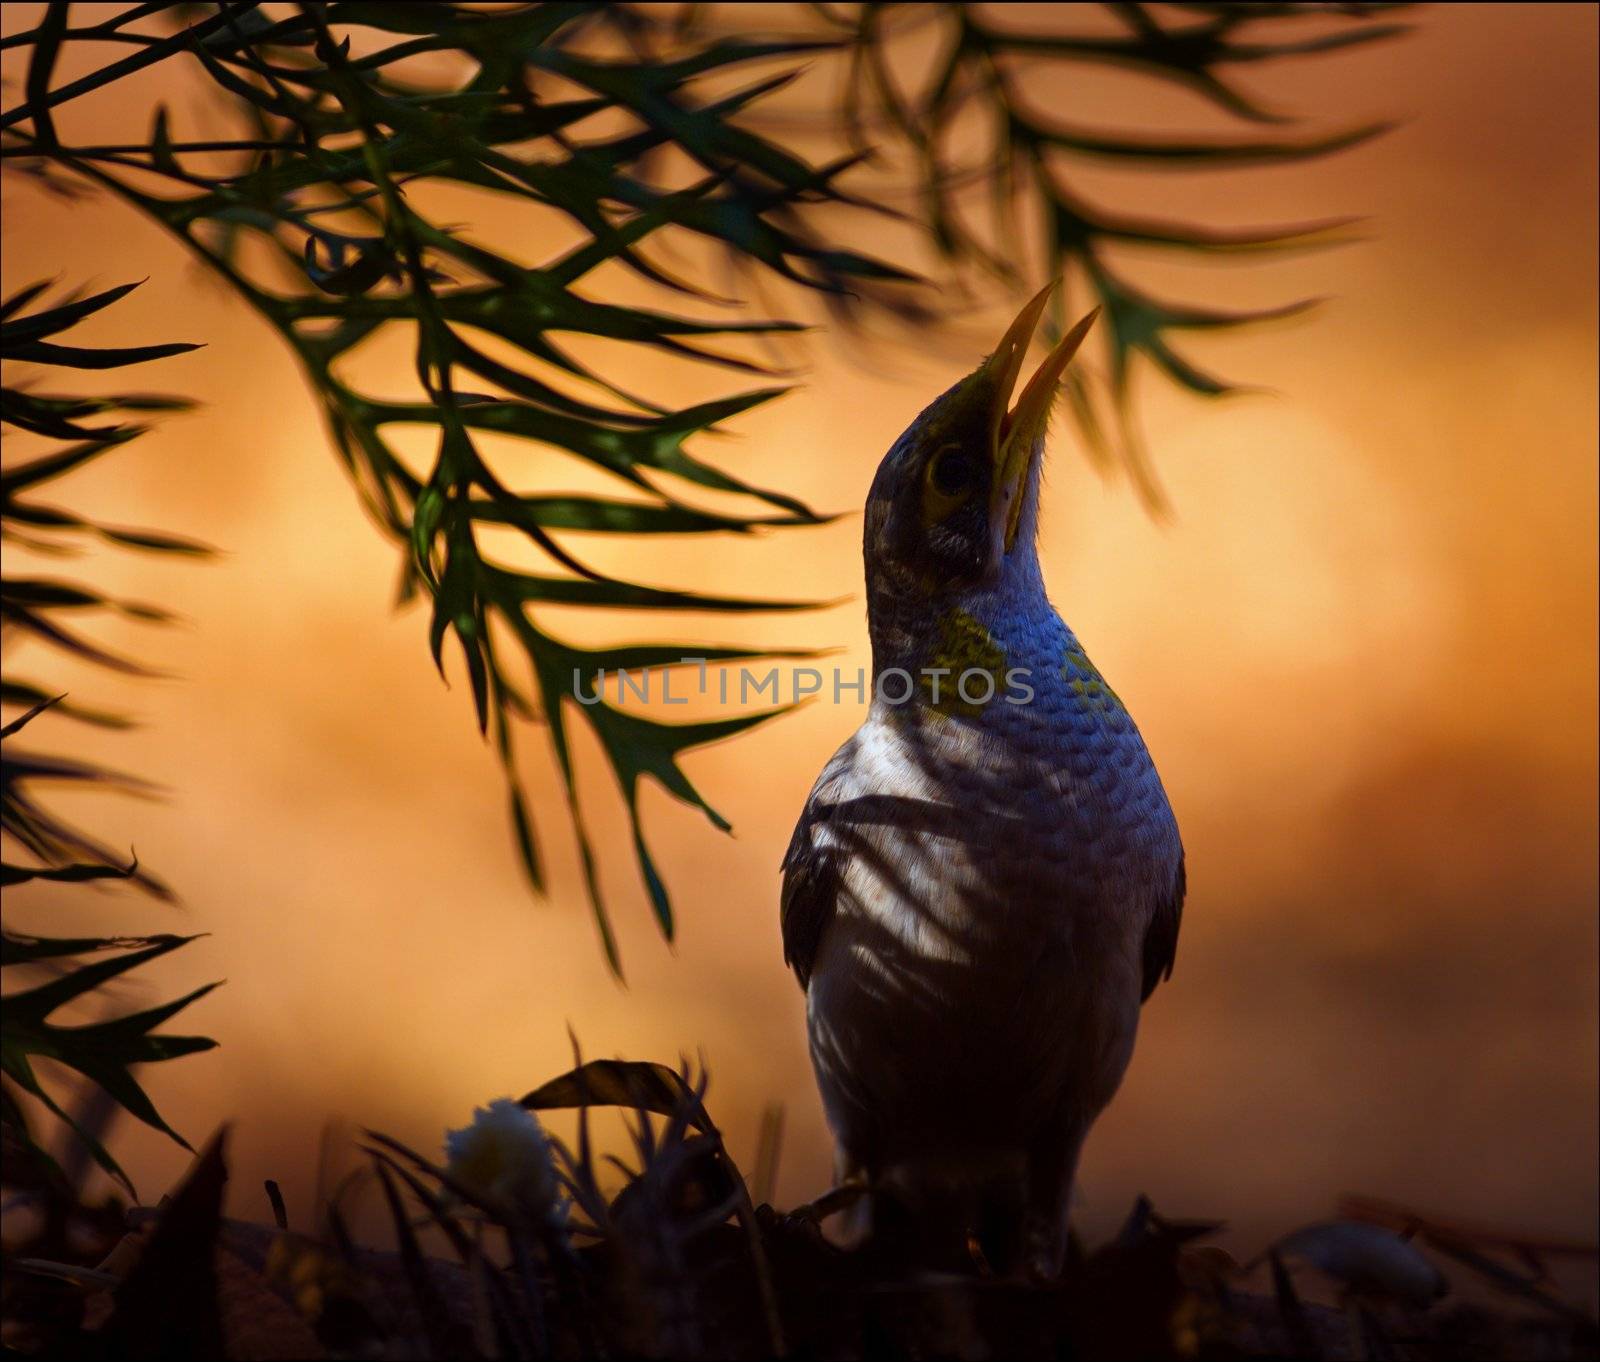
[982,285,1099,553]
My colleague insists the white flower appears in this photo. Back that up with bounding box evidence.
[444,1099,567,1228]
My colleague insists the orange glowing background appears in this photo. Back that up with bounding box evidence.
[2,2,1596,1258]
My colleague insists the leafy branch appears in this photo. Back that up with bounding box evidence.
[1,276,219,1188]
[0,900,220,1193]
[1,280,208,896]
[1,1,918,975]
[762,0,1409,505]
[0,2,1403,973]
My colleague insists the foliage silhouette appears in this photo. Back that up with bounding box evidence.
[1,279,216,1191]
[16,1050,1589,1359]
[0,1,1400,972]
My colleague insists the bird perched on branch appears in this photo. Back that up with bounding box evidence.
[781,286,1185,1276]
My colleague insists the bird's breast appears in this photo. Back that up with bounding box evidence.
[828,652,1178,952]
[799,640,1179,1146]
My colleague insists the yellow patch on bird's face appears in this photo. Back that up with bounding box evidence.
[921,608,1009,716]
[1063,644,1126,721]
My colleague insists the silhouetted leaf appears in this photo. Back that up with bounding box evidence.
[100,1129,228,1359]
[522,1059,714,1135]
[0,861,138,890]
[0,680,130,728]
[373,1160,478,1359]
[1,931,219,1189]
[4,338,202,369]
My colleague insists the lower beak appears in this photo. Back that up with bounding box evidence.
[985,288,1099,553]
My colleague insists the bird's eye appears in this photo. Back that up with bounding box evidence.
[922,444,979,525]
[930,447,975,497]
[931,448,975,495]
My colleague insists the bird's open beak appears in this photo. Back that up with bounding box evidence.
[983,286,1099,553]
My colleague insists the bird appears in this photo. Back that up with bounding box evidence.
[780,284,1185,1277]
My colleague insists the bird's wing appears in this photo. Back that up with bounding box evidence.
[1140,852,1186,1002]
[780,792,844,991]
[780,738,862,990]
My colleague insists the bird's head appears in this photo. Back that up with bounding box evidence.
[864,286,1097,617]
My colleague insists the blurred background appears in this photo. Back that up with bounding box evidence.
[2,0,1596,1266]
